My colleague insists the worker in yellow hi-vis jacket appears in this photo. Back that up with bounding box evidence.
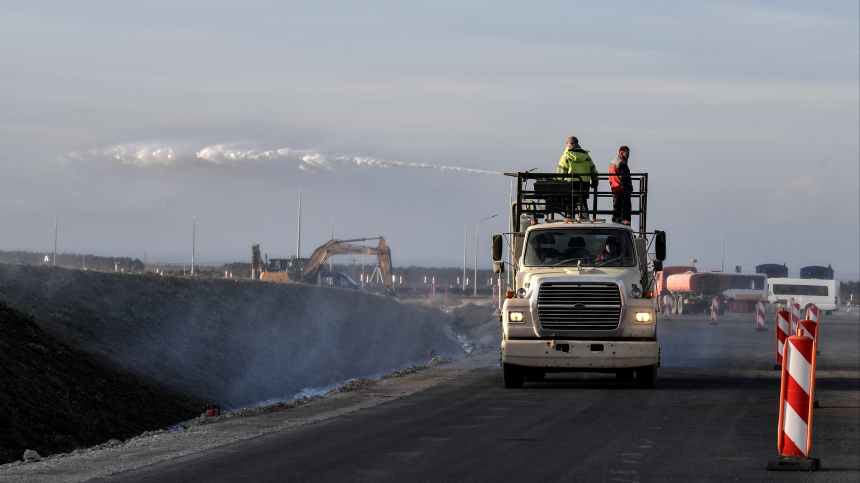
[557,136,599,217]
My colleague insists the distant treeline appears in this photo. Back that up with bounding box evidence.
[841,281,859,297]
[0,250,144,272]
[0,253,498,285]
[211,262,497,286]
[7,250,850,295]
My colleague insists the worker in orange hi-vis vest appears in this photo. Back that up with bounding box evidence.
[609,146,633,224]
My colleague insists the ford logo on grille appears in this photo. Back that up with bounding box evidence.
[573,303,586,309]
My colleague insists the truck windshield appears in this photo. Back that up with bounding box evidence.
[523,229,635,267]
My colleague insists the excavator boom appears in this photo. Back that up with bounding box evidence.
[256,237,395,295]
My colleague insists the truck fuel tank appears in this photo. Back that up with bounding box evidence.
[665,272,728,295]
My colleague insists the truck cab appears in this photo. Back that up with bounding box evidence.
[493,171,665,388]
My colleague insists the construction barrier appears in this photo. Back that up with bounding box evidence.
[756,300,767,331]
[775,309,790,368]
[790,302,801,337]
[729,301,750,313]
[806,305,819,324]
[768,335,819,471]
[663,295,674,320]
[709,297,719,325]
[797,320,818,344]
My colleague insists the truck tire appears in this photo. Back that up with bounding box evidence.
[525,370,545,382]
[676,297,684,315]
[616,369,634,382]
[636,364,657,389]
[503,363,525,388]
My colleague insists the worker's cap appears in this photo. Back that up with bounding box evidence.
[605,236,619,246]
[568,136,578,144]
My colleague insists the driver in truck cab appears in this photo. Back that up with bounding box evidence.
[595,236,625,261]
[524,233,559,265]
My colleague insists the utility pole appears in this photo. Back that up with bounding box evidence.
[509,179,513,288]
[53,214,57,266]
[721,237,725,272]
[475,214,498,296]
[144,249,147,272]
[462,225,467,291]
[191,215,196,275]
[296,189,302,259]
[330,219,334,270]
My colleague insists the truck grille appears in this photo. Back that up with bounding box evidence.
[537,282,622,331]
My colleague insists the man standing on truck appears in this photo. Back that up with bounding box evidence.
[609,146,633,224]
[557,136,599,218]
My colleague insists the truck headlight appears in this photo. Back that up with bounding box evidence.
[516,288,527,298]
[631,285,642,298]
[509,311,524,323]
[634,312,652,324]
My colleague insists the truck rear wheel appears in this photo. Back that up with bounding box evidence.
[636,365,657,389]
[503,363,525,388]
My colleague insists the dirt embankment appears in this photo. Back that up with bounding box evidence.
[0,300,200,465]
[0,263,461,412]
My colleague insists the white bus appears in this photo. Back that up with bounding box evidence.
[767,278,841,314]
[723,273,768,302]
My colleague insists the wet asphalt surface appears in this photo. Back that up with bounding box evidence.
[100,312,859,482]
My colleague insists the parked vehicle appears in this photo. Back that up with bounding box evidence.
[722,273,768,303]
[767,278,840,314]
[314,271,361,291]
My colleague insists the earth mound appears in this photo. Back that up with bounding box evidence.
[0,263,460,409]
[0,300,200,465]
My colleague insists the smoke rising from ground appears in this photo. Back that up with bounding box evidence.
[0,264,462,409]
[65,142,502,175]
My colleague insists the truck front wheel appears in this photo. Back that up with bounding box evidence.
[636,364,657,389]
[525,370,545,382]
[503,363,525,388]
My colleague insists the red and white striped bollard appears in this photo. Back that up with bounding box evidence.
[709,297,719,325]
[756,299,767,331]
[663,295,673,320]
[806,305,818,324]
[790,302,801,337]
[774,309,790,369]
[768,335,819,470]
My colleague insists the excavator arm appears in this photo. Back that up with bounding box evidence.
[299,237,395,295]
[251,244,265,280]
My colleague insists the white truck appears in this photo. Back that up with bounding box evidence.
[492,171,666,388]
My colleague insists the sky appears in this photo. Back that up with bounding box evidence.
[1,1,858,279]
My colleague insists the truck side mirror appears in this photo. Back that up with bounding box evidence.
[493,261,505,274]
[492,234,503,261]
[654,231,666,261]
[652,260,663,273]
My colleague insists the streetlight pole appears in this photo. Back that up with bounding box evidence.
[462,225,467,291]
[475,214,497,296]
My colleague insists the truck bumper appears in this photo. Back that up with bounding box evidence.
[501,339,659,370]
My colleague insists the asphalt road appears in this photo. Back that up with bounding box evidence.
[101,311,859,482]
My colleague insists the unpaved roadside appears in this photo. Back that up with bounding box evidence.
[0,350,498,483]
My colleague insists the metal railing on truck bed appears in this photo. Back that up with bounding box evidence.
[505,172,649,236]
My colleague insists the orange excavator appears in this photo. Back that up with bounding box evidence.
[252,237,395,295]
